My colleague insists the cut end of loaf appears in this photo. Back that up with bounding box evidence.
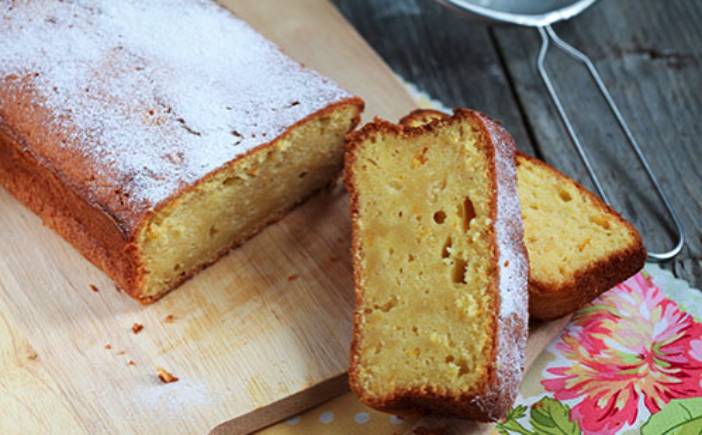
[134,102,362,300]
[345,109,527,419]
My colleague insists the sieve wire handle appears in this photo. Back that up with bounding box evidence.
[535,25,684,262]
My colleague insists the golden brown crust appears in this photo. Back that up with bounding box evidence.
[0,122,142,295]
[0,98,363,303]
[344,108,528,421]
[516,153,646,320]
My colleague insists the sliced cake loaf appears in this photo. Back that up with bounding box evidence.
[400,109,646,320]
[0,0,363,302]
[345,109,529,420]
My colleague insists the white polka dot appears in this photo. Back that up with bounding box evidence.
[285,416,301,426]
[389,415,404,425]
[354,412,370,424]
[319,411,335,424]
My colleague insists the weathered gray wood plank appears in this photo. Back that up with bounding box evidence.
[332,0,536,155]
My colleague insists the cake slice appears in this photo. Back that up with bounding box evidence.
[345,109,529,420]
[400,110,646,319]
[0,0,363,302]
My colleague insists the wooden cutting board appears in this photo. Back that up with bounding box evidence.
[0,1,567,434]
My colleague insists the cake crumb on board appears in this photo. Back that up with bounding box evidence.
[89,284,99,292]
[163,314,175,323]
[25,344,39,360]
[157,368,179,384]
[131,323,144,334]
[287,274,299,282]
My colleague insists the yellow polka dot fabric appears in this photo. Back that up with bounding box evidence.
[257,392,416,435]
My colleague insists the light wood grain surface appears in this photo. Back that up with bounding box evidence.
[0,1,566,434]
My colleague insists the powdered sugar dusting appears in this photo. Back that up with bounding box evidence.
[480,112,529,413]
[0,0,351,231]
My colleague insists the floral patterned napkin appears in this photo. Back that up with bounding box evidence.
[498,264,702,435]
[259,264,702,435]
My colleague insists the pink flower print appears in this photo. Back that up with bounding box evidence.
[542,273,702,435]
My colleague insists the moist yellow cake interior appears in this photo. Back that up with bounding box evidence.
[516,157,637,287]
[136,106,358,298]
[353,121,496,397]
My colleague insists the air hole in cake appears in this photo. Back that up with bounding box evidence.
[441,237,452,259]
[298,171,307,178]
[445,355,455,364]
[452,258,468,284]
[222,176,238,186]
[398,211,404,218]
[411,326,419,335]
[589,215,611,230]
[173,263,182,271]
[373,297,398,313]
[559,189,572,202]
[457,358,470,376]
[408,254,415,263]
[461,197,476,232]
[209,226,219,237]
[433,210,446,224]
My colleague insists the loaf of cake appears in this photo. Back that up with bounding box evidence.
[345,109,529,420]
[0,0,363,302]
[400,109,646,319]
